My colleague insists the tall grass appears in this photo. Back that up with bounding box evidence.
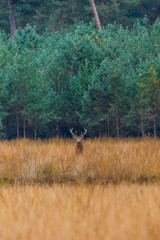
[0,139,160,240]
[0,184,160,240]
[0,138,160,183]
[0,137,160,183]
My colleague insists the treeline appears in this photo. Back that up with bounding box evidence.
[1,0,160,34]
[1,19,160,139]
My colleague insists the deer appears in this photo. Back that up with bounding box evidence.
[70,128,87,154]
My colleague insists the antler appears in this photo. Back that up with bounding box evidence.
[80,128,87,138]
[70,128,87,140]
[70,128,78,140]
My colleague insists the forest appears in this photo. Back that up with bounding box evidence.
[1,0,160,139]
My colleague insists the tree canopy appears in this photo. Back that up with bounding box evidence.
[0,18,160,138]
[1,1,160,138]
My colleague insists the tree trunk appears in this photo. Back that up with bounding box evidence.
[104,120,107,137]
[100,0,104,5]
[34,117,37,140]
[34,127,37,140]
[116,108,119,138]
[55,122,59,137]
[4,119,8,140]
[36,7,40,33]
[152,107,156,138]
[23,117,26,138]
[140,112,144,137]
[99,124,103,137]
[26,113,30,138]
[52,120,55,137]
[88,0,102,30]
[107,115,110,137]
[8,0,16,38]
[16,112,19,139]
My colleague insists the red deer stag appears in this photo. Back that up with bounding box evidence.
[70,128,87,154]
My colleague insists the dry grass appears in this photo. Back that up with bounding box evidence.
[0,184,160,240]
[0,138,160,239]
[0,137,159,183]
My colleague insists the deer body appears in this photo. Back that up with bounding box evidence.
[76,140,84,154]
[70,128,87,155]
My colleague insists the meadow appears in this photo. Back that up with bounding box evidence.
[0,137,160,183]
[0,184,160,240]
[0,138,160,240]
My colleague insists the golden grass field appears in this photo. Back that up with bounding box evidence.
[0,184,160,240]
[0,137,160,183]
[0,138,160,239]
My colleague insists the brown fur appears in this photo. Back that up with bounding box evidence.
[75,141,84,154]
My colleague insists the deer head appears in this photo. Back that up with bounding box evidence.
[70,128,87,142]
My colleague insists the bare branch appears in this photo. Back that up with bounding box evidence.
[88,0,102,30]
[14,0,20,8]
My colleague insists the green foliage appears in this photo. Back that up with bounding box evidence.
[1,19,160,138]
